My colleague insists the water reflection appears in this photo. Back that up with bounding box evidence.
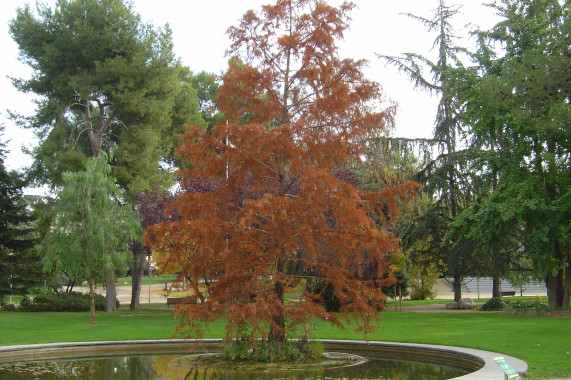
[0,352,470,379]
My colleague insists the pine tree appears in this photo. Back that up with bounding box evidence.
[0,126,39,303]
[379,0,477,302]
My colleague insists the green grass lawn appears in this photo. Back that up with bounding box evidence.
[384,295,548,308]
[117,274,177,287]
[0,309,568,379]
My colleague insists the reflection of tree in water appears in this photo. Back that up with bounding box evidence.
[329,359,467,380]
[0,359,102,378]
[184,367,225,380]
[124,357,157,380]
[0,355,469,379]
[152,355,190,379]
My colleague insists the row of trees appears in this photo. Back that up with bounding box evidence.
[384,0,569,310]
[6,0,213,314]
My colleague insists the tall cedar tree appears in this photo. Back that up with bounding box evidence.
[147,0,419,344]
[379,0,478,302]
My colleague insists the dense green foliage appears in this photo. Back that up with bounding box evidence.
[0,126,41,303]
[40,154,140,322]
[19,291,107,312]
[505,298,551,317]
[307,281,341,312]
[453,0,570,310]
[383,0,569,309]
[9,0,203,195]
[9,0,206,311]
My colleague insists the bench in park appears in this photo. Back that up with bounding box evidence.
[501,291,516,297]
[166,297,197,307]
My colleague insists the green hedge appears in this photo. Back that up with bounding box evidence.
[20,292,106,312]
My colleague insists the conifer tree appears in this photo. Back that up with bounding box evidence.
[379,0,477,302]
[0,125,39,302]
[148,0,418,345]
[10,0,203,310]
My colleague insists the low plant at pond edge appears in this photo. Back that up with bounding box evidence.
[221,335,324,363]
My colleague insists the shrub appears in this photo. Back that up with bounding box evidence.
[505,298,551,317]
[481,297,506,311]
[409,265,439,300]
[19,291,106,312]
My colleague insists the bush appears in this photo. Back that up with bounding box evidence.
[410,283,437,300]
[505,297,551,317]
[480,297,506,311]
[409,266,439,300]
[19,291,106,312]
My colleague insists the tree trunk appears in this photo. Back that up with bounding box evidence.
[89,272,96,324]
[453,264,462,302]
[130,251,146,309]
[556,268,564,308]
[492,276,501,298]
[547,272,558,311]
[103,358,114,379]
[547,242,566,311]
[105,268,117,312]
[269,259,285,345]
[563,248,570,311]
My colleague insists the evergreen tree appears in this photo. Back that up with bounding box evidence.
[0,125,40,303]
[379,0,478,302]
[10,0,204,310]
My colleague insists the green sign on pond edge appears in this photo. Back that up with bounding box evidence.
[494,356,519,378]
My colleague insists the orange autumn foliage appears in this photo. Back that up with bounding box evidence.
[146,0,420,344]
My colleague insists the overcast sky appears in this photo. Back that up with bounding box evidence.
[0,0,502,172]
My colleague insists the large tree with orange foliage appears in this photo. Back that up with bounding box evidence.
[147,0,419,345]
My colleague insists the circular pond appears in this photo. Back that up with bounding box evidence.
[0,340,527,380]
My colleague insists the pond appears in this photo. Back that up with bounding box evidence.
[0,343,478,380]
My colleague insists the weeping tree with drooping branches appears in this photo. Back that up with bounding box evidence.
[147,0,420,346]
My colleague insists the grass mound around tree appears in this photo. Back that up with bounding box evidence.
[221,335,324,363]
